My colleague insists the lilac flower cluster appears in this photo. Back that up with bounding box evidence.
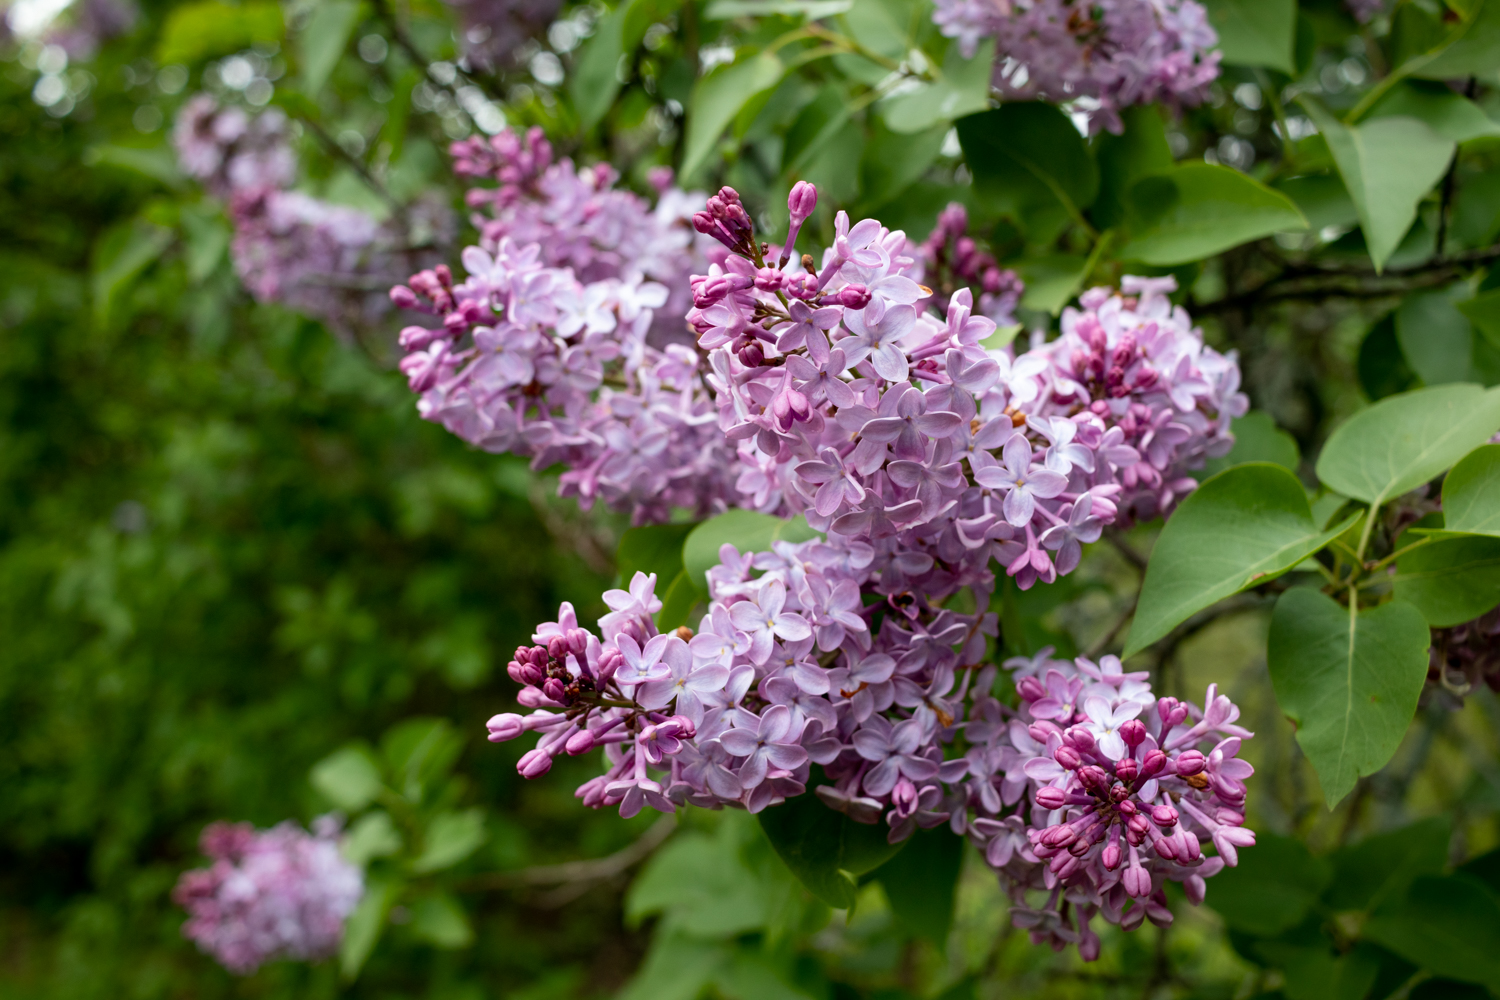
[917,202,1025,327]
[444,0,562,72]
[390,130,736,522]
[692,183,1244,590]
[963,648,1254,954]
[173,817,363,975]
[174,95,449,333]
[930,0,1221,134]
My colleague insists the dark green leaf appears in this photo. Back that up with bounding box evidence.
[1254,942,1380,1000]
[872,825,963,945]
[83,144,186,190]
[1325,817,1450,912]
[1092,105,1174,231]
[1314,384,1500,508]
[1458,846,1500,895]
[1123,464,1357,657]
[310,744,385,812]
[1358,313,1420,401]
[757,792,906,908]
[1201,0,1296,72]
[879,43,993,134]
[1363,875,1500,989]
[1368,80,1500,144]
[1440,444,1500,536]
[408,892,474,948]
[1198,411,1300,480]
[618,934,729,1000]
[956,104,1099,238]
[157,1,284,64]
[1394,536,1500,627]
[1119,163,1308,266]
[1298,99,1455,273]
[617,523,695,589]
[683,511,818,593]
[657,569,700,631]
[1267,589,1431,807]
[1409,0,1500,80]
[1207,832,1330,935]
[569,1,630,133]
[91,220,173,328]
[1274,174,1359,232]
[1396,285,1480,386]
[860,122,948,209]
[713,952,820,1000]
[340,877,399,980]
[297,0,361,95]
[682,52,786,181]
[1457,287,1500,350]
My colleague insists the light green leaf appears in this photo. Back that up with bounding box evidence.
[859,122,947,208]
[681,52,786,181]
[618,934,728,1000]
[340,877,399,980]
[381,717,461,799]
[1274,174,1359,232]
[179,203,230,283]
[657,569,700,632]
[1298,100,1454,273]
[91,221,173,328]
[1457,287,1500,350]
[879,43,994,134]
[1363,875,1500,990]
[713,952,820,1000]
[1441,444,1500,536]
[1314,384,1500,508]
[706,0,851,16]
[342,810,402,866]
[1202,0,1296,73]
[683,511,818,593]
[1409,0,1500,80]
[1394,535,1500,627]
[1206,833,1331,935]
[569,0,632,133]
[1123,464,1357,657]
[626,829,769,937]
[412,809,486,874]
[1199,411,1301,480]
[837,0,910,59]
[311,745,384,811]
[408,892,474,948]
[298,0,362,96]
[83,145,185,189]
[872,825,963,945]
[1267,588,1431,807]
[1396,285,1479,386]
[1368,80,1500,144]
[1119,163,1307,266]
[956,104,1099,239]
[157,1,284,64]
[757,792,906,908]
[1016,255,1089,316]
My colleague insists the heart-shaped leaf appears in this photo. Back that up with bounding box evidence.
[1267,589,1431,807]
[1124,464,1358,656]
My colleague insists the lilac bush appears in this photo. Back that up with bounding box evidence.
[930,0,1221,134]
[173,817,363,975]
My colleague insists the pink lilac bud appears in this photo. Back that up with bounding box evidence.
[1175,750,1206,776]
[1140,748,1167,778]
[832,284,872,309]
[1120,719,1146,749]
[1115,757,1139,782]
[542,678,567,703]
[1036,786,1068,809]
[1065,726,1098,753]
[1018,676,1046,702]
[548,635,568,659]
[1078,765,1110,791]
[487,713,525,742]
[565,728,596,755]
[1054,745,1082,770]
[517,747,554,778]
[1151,805,1179,828]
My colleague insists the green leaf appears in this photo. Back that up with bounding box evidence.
[1207,833,1331,935]
[1363,875,1500,990]
[1124,465,1357,657]
[1440,444,1500,536]
[956,104,1099,239]
[618,934,729,1000]
[310,744,384,812]
[681,52,786,181]
[91,220,173,328]
[1394,536,1500,627]
[757,792,906,908]
[1199,411,1300,480]
[1409,0,1500,80]
[408,891,474,948]
[879,43,994,135]
[1396,285,1480,386]
[1118,163,1307,266]
[859,121,948,209]
[713,952,820,1000]
[1457,287,1500,350]
[340,877,399,980]
[1201,0,1296,73]
[1015,254,1090,316]
[1358,313,1420,401]
[569,1,630,133]
[627,829,770,937]
[1298,99,1455,273]
[179,203,230,283]
[872,824,963,945]
[1092,105,1174,231]
[1314,384,1500,508]
[157,1,284,64]
[298,0,362,96]
[706,0,851,15]
[683,511,818,593]
[1255,943,1381,1000]
[381,717,462,799]
[1325,817,1451,912]
[657,569,700,631]
[1274,174,1359,232]
[1368,80,1500,144]
[342,810,402,866]
[412,809,486,874]
[1267,588,1432,807]
[617,522,695,589]
[83,144,186,189]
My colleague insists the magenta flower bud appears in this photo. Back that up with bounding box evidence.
[1115,756,1139,782]
[1128,813,1151,837]
[1175,750,1206,776]
[517,748,553,778]
[1216,808,1245,825]
[564,728,596,755]
[1140,749,1167,778]
[1179,830,1202,862]
[1065,726,1097,753]
[547,635,568,660]
[1151,805,1179,828]
[1041,824,1076,848]
[833,284,872,309]
[1120,719,1146,749]
[390,285,419,310]
[787,181,817,226]
[754,267,785,292]
[1078,765,1110,790]
[1018,676,1046,702]
[542,678,567,703]
[1035,786,1067,809]
[1029,721,1061,743]
[1102,842,1122,870]
[1054,745,1082,770]
[596,648,622,682]
[737,340,764,368]
[1157,696,1179,724]
[486,713,524,742]
[566,628,590,657]
[1109,784,1131,803]
[506,661,528,684]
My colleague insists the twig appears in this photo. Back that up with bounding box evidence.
[464,814,675,894]
[296,114,400,210]
[1104,529,1148,573]
[368,0,506,103]
[1085,593,1138,659]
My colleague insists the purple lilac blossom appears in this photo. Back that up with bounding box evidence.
[1345,0,1384,23]
[931,0,1221,134]
[444,0,563,71]
[173,817,363,975]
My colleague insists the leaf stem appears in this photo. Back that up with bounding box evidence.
[1365,535,1433,575]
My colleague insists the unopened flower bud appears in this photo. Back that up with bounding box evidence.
[486,713,524,741]
[390,286,419,310]
[1035,786,1067,809]
[542,678,567,703]
[833,284,871,309]
[1175,750,1206,776]
[1140,748,1167,778]
[1018,676,1046,702]
[1065,726,1097,753]
[1078,765,1110,790]
[1115,757,1139,782]
[548,635,568,660]
[506,661,529,684]
[517,747,554,778]
[1216,808,1245,825]
[564,728,596,755]
[1054,746,1082,770]
[1102,842,1122,870]
[1120,719,1146,749]
[1179,830,1202,862]
[1151,805,1179,828]
[1029,721,1061,743]
[787,180,817,226]
[1041,824,1076,848]
[596,648,623,682]
[566,628,590,656]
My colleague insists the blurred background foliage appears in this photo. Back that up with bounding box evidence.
[3,0,1500,997]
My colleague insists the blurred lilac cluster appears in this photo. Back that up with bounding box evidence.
[918,202,1025,327]
[174,95,448,333]
[694,183,1245,590]
[965,649,1253,954]
[173,817,363,975]
[930,0,1221,133]
[444,0,562,71]
[1345,0,1385,23]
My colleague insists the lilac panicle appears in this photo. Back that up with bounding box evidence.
[173,817,363,975]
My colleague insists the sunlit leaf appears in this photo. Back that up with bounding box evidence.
[879,43,994,134]
[1119,163,1307,266]
[1438,444,1500,537]
[683,511,818,593]
[156,1,284,65]
[298,0,362,96]
[681,52,786,181]
[1201,0,1296,73]
[311,744,385,812]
